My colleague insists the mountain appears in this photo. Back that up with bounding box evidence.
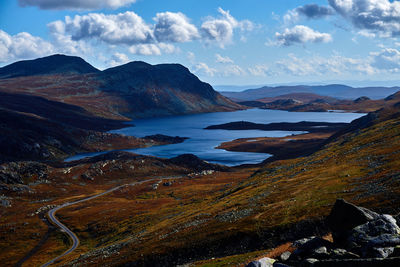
[221,84,400,101]
[0,54,100,79]
[99,61,240,117]
[0,55,241,119]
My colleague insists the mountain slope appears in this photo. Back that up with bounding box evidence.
[0,54,100,79]
[0,55,241,119]
[100,61,240,117]
[22,105,399,266]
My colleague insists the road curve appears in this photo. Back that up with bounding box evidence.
[41,180,155,267]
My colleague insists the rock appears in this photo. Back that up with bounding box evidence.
[347,214,400,258]
[0,199,11,207]
[370,247,395,258]
[311,246,329,259]
[330,248,360,259]
[81,173,94,181]
[327,199,379,244]
[163,181,173,187]
[392,246,400,257]
[299,258,319,267]
[292,237,316,248]
[273,263,293,267]
[289,237,333,261]
[246,257,275,267]
[312,257,400,266]
[280,251,291,262]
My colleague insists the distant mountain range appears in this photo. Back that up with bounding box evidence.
[221,84,400,101]
[0,54,241,119]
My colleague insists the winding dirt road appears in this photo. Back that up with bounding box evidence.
[41,179,157,267]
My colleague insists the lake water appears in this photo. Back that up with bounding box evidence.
[66,109,365,166]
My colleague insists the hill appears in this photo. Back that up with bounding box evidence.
[0,54,99,79]
[0,55,241,119]
[221,84,400,101]
[4,105,400,266]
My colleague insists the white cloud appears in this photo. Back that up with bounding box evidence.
[18,0,136,10]
[275,53,375,76]
[201,7,254,47]
[357,30,376,38]
[153,12,199,43]
[193,62,217,77]
[329,0,400,37]
[284,4,335,24]
[215,53,234,64]
[275,25,332,46]
[128,43,177,56]
[0,30,54,62]
[248,64,271,76]
[48,21,91,55]
[222,64,246,76]
[109,52,130,66]
[371,48,400,72]
[51,12,154,45]
[187,51,196,63]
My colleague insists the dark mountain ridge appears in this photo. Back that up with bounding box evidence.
[0,54,100,79]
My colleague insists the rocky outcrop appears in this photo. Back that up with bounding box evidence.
[247,199,400,267]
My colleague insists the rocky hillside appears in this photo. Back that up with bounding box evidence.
[246,199,400,267]
[0,55,241,119]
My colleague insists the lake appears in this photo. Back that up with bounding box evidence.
[66,109,365,166]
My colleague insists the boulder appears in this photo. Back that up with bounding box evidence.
[280,251,291,262]
[326,199,379,244]
[289,237,333,261]
[273,263,293,267]
[347,214,400,258]
[330,248,359,259]
[246,257,276,267]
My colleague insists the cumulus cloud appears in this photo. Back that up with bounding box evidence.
[276,25,332,46]
[285,4,335,23]
[248,64,271,76]
[201,7,254,46]
[153,12,199,43]
[18,0,137,10]
[109,52,130,66]
[50,12,154,45]
[371,48,400,72]
[215,54,234,64]
[128,43,177,56]
[193,62,217,77]
[222,64,246,76]
[276,53,375,76]
[0,30,54,62]
[328,0,400,37]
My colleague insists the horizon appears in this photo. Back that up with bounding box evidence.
[1,0,400,86]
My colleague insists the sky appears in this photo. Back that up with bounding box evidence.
[1,0,400,87]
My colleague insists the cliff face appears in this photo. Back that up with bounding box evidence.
[0,55,242,119]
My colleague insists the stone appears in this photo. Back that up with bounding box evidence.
[311,246,329,259]
[331,248,360,259]
[290,237,333,261]
[280,251,291,262]
[299,258,319,267]
[347,214,400,257]
[246,257,276,267]
[370,247,395,258]
[273,263,293,267]
[326,199,379,244]
[292,237,316,248]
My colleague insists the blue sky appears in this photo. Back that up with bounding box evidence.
[1,0,400,86]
